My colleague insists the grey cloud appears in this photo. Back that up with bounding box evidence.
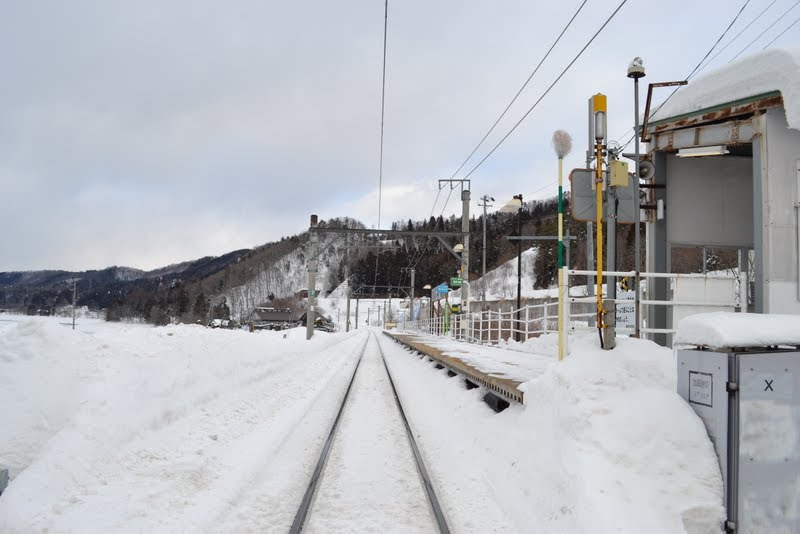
[0,0,794,270]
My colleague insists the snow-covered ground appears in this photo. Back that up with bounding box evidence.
[0,314,724,533]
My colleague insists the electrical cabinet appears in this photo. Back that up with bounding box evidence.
[677,348,800,533]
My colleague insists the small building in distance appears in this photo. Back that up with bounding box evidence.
[298,310,336,332]
[249,306,300,330]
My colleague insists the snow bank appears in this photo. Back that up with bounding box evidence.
[651,47,800,131]
[1,315,725,533]
[517,335,725,533]
[0,316,355,532]
[384,333,725,533]
[675,311,800,349]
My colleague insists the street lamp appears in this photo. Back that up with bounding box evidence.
[479,195,494,308]
[500,194,524,341]
[628,56,645,338]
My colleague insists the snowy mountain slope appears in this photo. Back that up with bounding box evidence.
[223,236,346,321]
[469,246,539,301]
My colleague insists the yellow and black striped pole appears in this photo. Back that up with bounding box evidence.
[592,94,607,339]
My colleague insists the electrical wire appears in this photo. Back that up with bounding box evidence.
[691,0,777,79]
[460,0,630,182]
[428,188,442,219]
[612,0,752,149]
[729,0,800,62]
[523,180,559,201]
[407,186,455,271]
[377,0,388,230]
[446,0,589,182]
[680,0,753,79]
[373,0,389,294]
[761,12,800,48]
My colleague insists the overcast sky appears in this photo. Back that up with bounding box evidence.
[1,0,798,271]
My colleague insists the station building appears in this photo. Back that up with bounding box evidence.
[644,47,800,343]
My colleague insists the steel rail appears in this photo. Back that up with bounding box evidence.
[289,335,370,534]
[375,335,452,534]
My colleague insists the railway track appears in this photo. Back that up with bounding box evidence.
[289,331,450,533]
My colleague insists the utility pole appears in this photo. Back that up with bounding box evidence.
[306,214,318,340]
[586,98,595,323]
[515,194,523,342]
[401,266,416,327]
[478,194,494,307]
[410,268,415,325]
[355,298,359,329]
[461,189,471,318]
[345,234,351,332]
[72,280,77,331]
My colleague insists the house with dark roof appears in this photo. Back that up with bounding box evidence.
[249,307,300,330]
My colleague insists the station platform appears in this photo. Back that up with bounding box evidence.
[383,331,554,405]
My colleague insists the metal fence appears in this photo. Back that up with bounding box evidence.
[406,300,560,345]
[401,269,745,348]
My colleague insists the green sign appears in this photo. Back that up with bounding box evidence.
[450,277,463,288]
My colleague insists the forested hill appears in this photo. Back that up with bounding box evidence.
[1,199,643,324]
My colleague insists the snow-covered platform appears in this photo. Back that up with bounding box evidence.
[384,332,552,404]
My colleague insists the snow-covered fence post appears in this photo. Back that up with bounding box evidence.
[524,305,530,341]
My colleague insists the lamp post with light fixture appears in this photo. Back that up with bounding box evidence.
[500,194,524,341]
[628,56,645,338]
[479,195,494,307]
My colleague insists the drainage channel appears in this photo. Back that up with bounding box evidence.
[289,331,450,534]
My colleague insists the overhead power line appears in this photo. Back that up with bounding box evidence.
[729,0,800,62]
[374,0,389,294]
[686,0,752,79]
[460,0,630,182]
[692,0,777,78]
[762,12,800,49]
[615,0,752,152]
[376,0,389,230]
[446,0,589,182]
[415,0,591,268]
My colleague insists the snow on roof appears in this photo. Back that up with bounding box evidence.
[651,47,800,131]
[674,312,800,349]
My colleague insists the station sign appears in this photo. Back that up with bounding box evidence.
[431,283,449,302]
[450,277,463,288]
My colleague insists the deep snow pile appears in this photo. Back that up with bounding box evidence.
[651,47,800,130]
[674,311,800,348]
[0,316,724,533]
[386,333,724,533]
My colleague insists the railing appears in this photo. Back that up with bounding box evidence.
[565,269,745,340]
[401,269,745,349]
[405,300,559,345]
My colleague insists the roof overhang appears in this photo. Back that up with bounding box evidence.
[647,91,782,139]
